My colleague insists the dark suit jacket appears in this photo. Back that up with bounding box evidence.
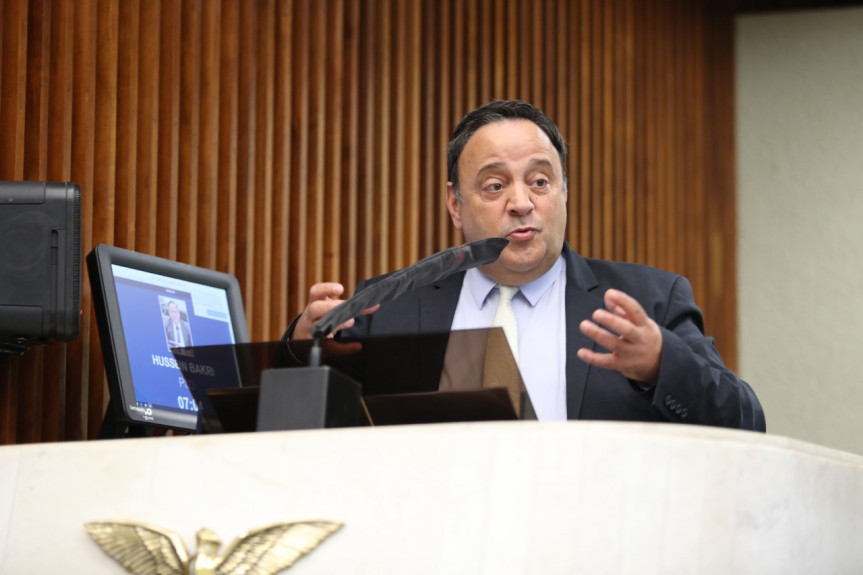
[288,244,765,431]
[165,318,193,348]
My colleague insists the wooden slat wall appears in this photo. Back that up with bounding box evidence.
[0,0,737,444]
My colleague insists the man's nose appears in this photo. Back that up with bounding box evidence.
[507,184,534,215]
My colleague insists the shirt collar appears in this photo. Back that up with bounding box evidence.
[465,254,566,309]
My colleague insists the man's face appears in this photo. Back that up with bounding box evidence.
[447,119,568,286]
[169,304,181,324]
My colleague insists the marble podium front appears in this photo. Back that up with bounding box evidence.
[1,421,861,574]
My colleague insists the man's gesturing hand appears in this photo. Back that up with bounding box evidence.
[577,289,663,385]
[292,283,378,341]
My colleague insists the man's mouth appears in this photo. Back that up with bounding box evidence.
[506,227,537,242]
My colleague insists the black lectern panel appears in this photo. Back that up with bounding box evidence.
[173,328,529,433]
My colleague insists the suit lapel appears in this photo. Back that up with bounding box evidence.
[563,246,605,419]
[419,272,465,333]
[415,273,465,382]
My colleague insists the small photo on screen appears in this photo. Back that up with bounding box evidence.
[160,297,193,351]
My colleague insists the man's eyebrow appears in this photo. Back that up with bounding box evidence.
[475,161,507,176]
[475,157,556,176]
[526,158,555,172]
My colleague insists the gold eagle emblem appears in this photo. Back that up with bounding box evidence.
[85,519,342,575]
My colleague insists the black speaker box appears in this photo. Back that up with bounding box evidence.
[0,181,81,352]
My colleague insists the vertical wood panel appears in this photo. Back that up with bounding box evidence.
[436,0,452,250]
[374,0,391,274]
[288,0,309,313]
[136,0,160,255]
[177,0,201,265]
[271,0,292,332]
[325,0,345,283]
[391,0,406,266]
[114,0,139,251]
[87,0,119,438]
[0,357,16,442]
[69,0,97,440]
[156,0,181,260]
[641,0,657,266]
[419,0,436,257]
[307,0,326,283]
[0,0,28,179]
[93,0,118,252]
[23,0,49,179]
[357,0,375,282]
[342,0,360,289]
[245,0,266,338]
[14,0,50,444]
[196,0,220,270]
[44,0,74,443]
[404,0,421,264]
[577,0,592,254]
[0,0,739,444]
[705,0,738,370]
[601,0,614,259]
[216,0,239,277]
[47,0,73,180]
[633,0,646,265]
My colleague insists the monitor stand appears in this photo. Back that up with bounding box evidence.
[97,397,155,439]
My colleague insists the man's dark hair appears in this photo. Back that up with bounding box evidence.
[447,99,568,200]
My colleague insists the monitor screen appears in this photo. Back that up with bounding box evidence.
[87,244,248,434]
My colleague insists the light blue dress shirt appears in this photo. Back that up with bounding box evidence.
[450,256,568,421]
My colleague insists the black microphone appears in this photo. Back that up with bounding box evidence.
[308,237,509,365]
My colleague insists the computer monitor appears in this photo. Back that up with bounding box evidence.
[87,244,248,435]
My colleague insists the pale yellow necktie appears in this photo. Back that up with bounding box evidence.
[492,285,519,362]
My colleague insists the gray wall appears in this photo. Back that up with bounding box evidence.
[737,7,863,454]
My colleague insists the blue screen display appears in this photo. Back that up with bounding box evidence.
[112,265,237,415]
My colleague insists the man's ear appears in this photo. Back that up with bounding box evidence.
[446,183,462,230]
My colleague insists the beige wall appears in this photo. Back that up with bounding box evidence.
[737,7,863,454]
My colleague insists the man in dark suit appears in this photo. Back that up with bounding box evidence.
[287,100,765,431]
[164,300,193,349]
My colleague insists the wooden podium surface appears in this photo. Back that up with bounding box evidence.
[1,421,862,574]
